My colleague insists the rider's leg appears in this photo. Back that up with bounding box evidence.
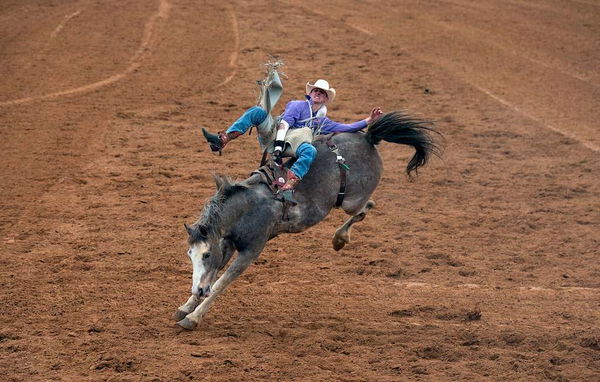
[289,142,317,179]
[280,142,317,204]
[203,106,267,152]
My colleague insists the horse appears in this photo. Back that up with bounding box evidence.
[175,112,440,330]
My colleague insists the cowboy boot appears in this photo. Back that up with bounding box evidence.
[279,170,300,205]
[202,128,241,152]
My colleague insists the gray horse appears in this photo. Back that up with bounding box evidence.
[175,112,440,330]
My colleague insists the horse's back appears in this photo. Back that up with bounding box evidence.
[296,133,382,214]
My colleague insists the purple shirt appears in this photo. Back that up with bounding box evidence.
[281,96,368,134]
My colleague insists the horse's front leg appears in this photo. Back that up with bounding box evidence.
[333,200,376,251]
[174,239,235,322]
[174,294,202,321]
[177,249,261,330]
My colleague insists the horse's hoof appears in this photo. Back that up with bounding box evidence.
[177,317,198,330]
[332,236,347,251]
[174,309,189,322]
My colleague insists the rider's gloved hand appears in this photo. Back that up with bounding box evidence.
[273,140,285,154]
[272,140,285,164]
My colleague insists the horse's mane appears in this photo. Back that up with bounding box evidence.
[188,178,248,245]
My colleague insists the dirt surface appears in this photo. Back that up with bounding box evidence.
[1,0,599,380]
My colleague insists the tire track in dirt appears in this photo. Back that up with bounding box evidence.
[1,0,237,239]
[0,0,173,238]
[566,0,600,7]
[472,85,599,152]
[49,10,82,39]
[309,7,374,36]
[426,12,598,88]
[397,282,599,293]
[215,4,240,88]
[0,0,171,107]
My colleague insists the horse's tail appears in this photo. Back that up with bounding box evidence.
[364,111,441,176]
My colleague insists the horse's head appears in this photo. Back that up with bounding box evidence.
[184,223,234,298]
[183,174,249,298]
[183,174,264,298]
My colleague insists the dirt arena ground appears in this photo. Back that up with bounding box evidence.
[1,0,599,380]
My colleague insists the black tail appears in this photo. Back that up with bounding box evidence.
[364,111,441,176]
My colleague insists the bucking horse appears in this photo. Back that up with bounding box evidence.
[175,63,441,329]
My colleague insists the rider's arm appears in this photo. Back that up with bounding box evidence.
[319,118,368,133]
[318,107,383,133]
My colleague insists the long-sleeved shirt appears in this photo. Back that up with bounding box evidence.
[280,96,368,134]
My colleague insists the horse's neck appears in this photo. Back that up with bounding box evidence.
[219,186,275,233]
[217,193,248,233]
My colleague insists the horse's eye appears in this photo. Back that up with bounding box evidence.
[187,249,192,257]
[203,252,211,260]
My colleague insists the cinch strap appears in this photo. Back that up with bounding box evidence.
[319,133,348,208]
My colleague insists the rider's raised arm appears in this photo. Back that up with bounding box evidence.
[317,107,383,134]
[319,117,368,134]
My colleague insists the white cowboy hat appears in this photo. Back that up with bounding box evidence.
[306,79,336,102]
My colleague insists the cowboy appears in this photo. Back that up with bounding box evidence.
[203,79,383,202]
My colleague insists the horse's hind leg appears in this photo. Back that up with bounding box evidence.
[332,200,376,251]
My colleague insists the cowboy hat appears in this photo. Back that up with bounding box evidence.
[306,79,336,102]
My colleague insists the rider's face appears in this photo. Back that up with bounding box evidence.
[310,88,328,103]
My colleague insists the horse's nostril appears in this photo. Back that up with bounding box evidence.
[197,287,204,297]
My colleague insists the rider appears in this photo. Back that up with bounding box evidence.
[203,79,383,202]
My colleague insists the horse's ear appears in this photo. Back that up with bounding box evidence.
[238,173,261,188]
[213,174,231,191]
[184,223,208,238]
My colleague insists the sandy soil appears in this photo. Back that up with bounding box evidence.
[1,0,599,380]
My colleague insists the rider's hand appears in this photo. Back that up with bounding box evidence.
[366,107,383,124]
[273,153,283,166]
[272,148,283,165]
